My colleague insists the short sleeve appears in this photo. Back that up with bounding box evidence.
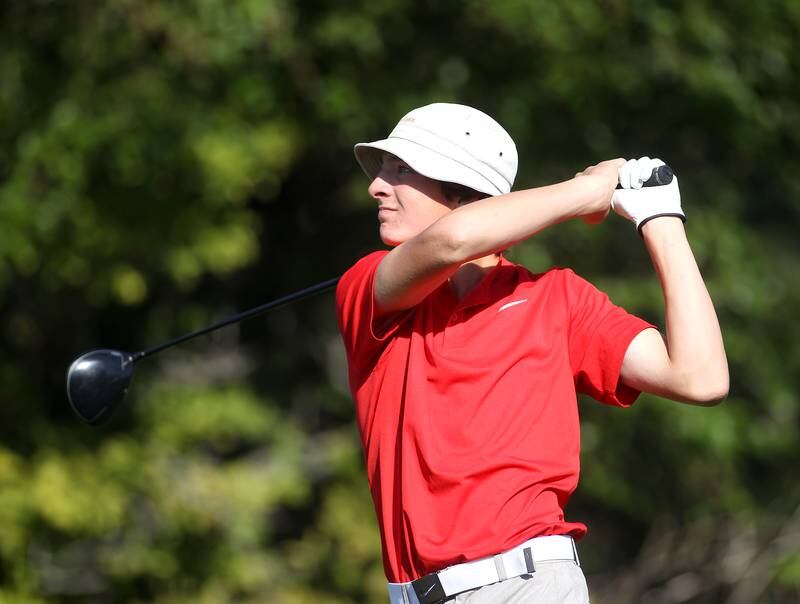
[564,270,656,407]
[335,251,411,379]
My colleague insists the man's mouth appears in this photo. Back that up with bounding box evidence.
[377,207,397,220]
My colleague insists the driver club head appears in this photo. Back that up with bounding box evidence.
[66,349,136,424]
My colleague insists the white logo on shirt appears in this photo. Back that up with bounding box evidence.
[498,299,528,313]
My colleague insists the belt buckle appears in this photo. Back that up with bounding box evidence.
[412,573,447,604]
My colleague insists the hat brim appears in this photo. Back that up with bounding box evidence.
[354,138,505,197]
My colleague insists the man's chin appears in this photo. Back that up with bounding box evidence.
[379,230,403,247]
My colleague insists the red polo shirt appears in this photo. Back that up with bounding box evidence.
[335,251,654,583]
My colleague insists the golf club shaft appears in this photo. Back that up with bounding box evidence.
[132,276,341,362]
[133,165,672,363]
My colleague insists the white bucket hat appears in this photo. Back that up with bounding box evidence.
[354,103,518,196]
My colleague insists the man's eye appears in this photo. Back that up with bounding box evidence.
[398,164,412,174]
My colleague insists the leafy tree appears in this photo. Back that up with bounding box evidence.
[0,1,797,602]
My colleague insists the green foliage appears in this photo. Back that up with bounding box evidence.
[0,0,798,602]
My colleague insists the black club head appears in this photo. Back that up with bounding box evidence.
[66,349,135,424]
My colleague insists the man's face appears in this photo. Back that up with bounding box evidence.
[369,153,457,246]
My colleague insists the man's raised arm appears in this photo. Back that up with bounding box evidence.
[375,160,624,314]
[616,158,729,405]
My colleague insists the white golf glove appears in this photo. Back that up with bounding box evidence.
[611,156,685,233]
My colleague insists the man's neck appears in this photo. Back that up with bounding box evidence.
[449,254,501,301]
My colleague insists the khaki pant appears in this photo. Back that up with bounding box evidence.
[452,561,590,604]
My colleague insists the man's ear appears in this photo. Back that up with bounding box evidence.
[441,181,490,208]
[458,193,484,205]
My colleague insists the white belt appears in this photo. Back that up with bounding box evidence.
[387,535,579,604]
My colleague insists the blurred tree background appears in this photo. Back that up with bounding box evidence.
[1,1,798,602]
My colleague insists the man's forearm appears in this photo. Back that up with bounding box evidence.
[375,159,622,314]
[641,218,729,402]
[437,175,610,263]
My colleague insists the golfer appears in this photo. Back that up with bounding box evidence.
[335,103,728,604]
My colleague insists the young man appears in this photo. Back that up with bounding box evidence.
[335,103,728,604]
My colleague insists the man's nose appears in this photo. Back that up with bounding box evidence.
[368,174,392,200]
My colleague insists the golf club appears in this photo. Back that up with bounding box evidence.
[616,164,673,188]
[66,165,673,425]
[67,276,340,424]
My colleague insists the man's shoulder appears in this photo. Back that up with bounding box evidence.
[338,250,389,293]
[501,259,585,287]
[496,263,608,312]
[346,249,389,273]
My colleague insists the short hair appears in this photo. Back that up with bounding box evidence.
[440,181,490,205]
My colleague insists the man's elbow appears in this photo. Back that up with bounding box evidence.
[685,373,729,406]
[428,219,475,265]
